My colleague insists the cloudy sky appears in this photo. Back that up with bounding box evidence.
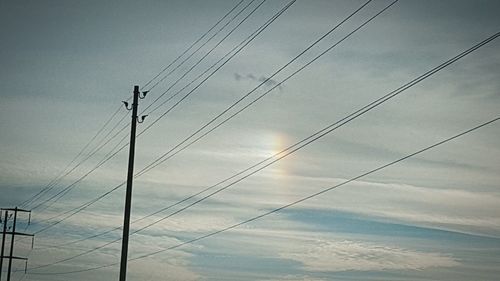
[1,0,499,280]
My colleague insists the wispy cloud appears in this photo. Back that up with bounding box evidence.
[234,72,284,91]
[281,239,459,272]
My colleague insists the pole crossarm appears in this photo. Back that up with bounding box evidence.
[0,256,27,261]
[1,208,31,226]
[0,256,28,274]
[2,233,33,237]
[0,209,31,213]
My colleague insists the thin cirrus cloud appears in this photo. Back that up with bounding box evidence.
[1,0,500,280]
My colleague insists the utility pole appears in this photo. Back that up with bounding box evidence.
[0,211,8,281]
[0,207,33,281]
[119,85,147,281]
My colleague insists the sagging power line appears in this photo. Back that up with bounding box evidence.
[21,0,254,214]
[28,27,500,271]
[9,1,498,278]
[27,116,500,276]
[27,0,297,236]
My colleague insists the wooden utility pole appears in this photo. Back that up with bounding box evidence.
[119,85,147,281]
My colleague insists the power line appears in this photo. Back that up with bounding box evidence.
[34,0,371,228]
[31,181,125,236]
[19,105,124,209]
[19,0,388,262]
[129,27,500,237]
[28,28,500,269]
[33,120,130,214]
[30,123,130,211]
[136,0,378,177]
[29,7,498,272]
[24,109,129,214]
[18,0,250,213]
[144,0,253,93]
[23,0,266,215]
[30,15,500,267]
[142,0,246,90]
[44,0,378,246]
[31,0,248,210]
[27,116,500,275]
[27,0,393,247]
[31,7,500,262]
[140,0,265,114]
[33,129,130,225]
[138,0,298,123]
[27,0,296,235]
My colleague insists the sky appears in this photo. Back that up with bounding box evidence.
[0,0,499,280]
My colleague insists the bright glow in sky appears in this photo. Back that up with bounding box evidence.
[1,0,499,280]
